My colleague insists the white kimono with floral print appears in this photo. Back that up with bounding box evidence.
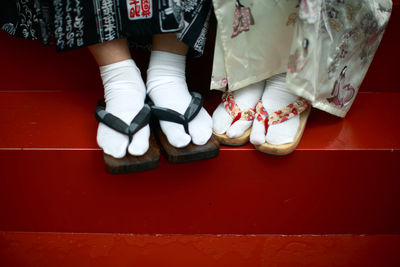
[211,0,392,117]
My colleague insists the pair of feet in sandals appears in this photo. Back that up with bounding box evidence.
[95,51,218,174]
[212,73,311,155]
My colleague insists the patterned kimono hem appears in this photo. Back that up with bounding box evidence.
[286,79,348,118]
[211,0,297,92]
[211,68,287,92]
[210,0,392,119]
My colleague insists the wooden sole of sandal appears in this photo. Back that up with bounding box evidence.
[254,106,311,155]
[103,132,160,174]
[154,123,219,163]
[213,128,251,146]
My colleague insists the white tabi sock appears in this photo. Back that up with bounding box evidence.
[250,73,300,145]
[97,59,149,158]
[146,51,212,148]
[212,81,264,138]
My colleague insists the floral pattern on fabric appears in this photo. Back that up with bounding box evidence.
[286,12,298,26]
[298,0,321,24]
[255,98,309,131]
[222,92,256,125]
[327,66,355,107]
[212,0,391,117]
[286,0,392,117]
[211,0,299,92]
[231,0,254,38]
[288,39,309,73]
[212,76,228,88]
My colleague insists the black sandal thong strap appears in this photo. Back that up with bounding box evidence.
[149,92,203,134]
[95,102,151,142]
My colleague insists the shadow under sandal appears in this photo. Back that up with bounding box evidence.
[253,98,311,155]
[95,101,160,174]
[150,92,219,163]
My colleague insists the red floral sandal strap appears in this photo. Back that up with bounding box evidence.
[255,98,310,132]
[222,92,256,125]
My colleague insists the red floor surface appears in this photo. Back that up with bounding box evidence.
[1,149,399,234]
[1,233,400,266]
[0,92,399,149]
[0,80,399,234]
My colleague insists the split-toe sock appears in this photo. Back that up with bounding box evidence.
[146,51,212,148]
[97,59,149,158]
[250,73,300,145]
[212,81,264,138]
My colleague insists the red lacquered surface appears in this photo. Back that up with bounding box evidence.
[298,92,400,150]
[1,27,400,234]
[0,149,399,234]
[0,31,102,92]
[1,52,400,235]
[0,91,99,148]
[0,91,399,149]
[1,232,400,266]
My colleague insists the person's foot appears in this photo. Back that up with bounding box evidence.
[250,73,300,145]
[97,59,150,158]
[146,51,212,148]
[212,81,264,138]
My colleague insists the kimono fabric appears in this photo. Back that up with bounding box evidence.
[0,0,212,56]
[211,0,392,117]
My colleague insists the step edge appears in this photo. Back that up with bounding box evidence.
[2,231,399,237]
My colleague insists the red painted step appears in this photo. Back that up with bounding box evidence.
[1,233,400,266]
[0,91,399,234]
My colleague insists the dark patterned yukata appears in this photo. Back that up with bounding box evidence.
[0,0,211,56]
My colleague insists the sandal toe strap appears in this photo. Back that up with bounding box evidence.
[222,92,256,125]
[150,92,203,134]
[151,106,187,127]
[255,98,310,131]
[95,106,130,136]
[95,103,152,142]
[128,104,151,138]
[184,92,203,122]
